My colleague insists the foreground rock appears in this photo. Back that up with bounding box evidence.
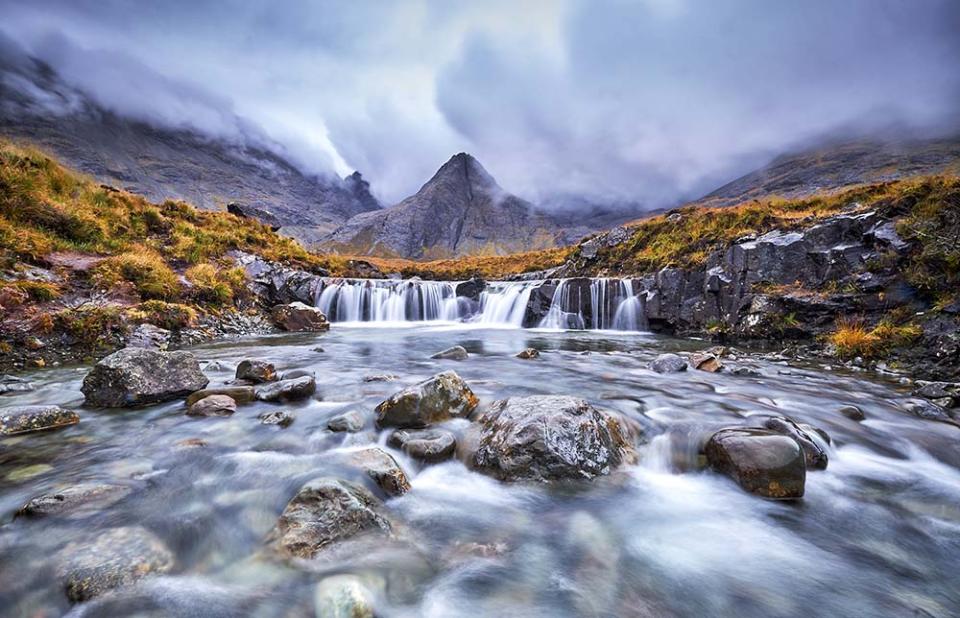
[235,359,277,383]
[185,386,255,406]
[271,478,392,559]
[342,447,412,497]
[470,396,633,482]
[16,483,132,518]
[255,376,317,402]
[388,428,457,462]
[81,348,208,408]
[705,428,806,499]
[328,410,365,432]
[761,416,830,470]
[0,405,79,436]
[430,345,468,361]
[650,354,687,374]
[187,394,237,417]
[375,371,478,429]
[56,526,174,603]
[271,302,330,332]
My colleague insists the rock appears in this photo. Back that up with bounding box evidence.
[282,369,316,380]
[187,394,237,417]
[255,376,317,402]
[16,483,132,519]
[328,410,365,432]
[258,410,296,427]
[690,352,723,373]
[271,302,331,332]
[902,399,952,422]
[0,405,79,436]
[185,386,255,406]
[837,405,866,421]
[470,396,633,482]
[730,366,763,377]
[343,447,412,497]
[387,428,457,462]
[363,374,399,382]
[271,478,392,559]
[81,348,208,408]
[705,428,806,499]
[0,375,33,395]
[312,346,326,353]
[516,348,540,359]
[455,276,486,302]
[375,371,478,429]
[6,463,52,482]
[430,345,468,361]
[761,417,830,470]
[914,382,959,407]
[314,575,376,618]
[235,359,277,383]
[649,353,687,374]
[56,526,174,603]
[126,323,171,349]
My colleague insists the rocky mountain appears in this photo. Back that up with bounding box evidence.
[0,38,380,245]
[322,153,601,259]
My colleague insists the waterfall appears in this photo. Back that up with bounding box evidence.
[311,277,648,331]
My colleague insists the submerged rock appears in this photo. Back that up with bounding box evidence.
[185,386,255,406]
[375,371,478,429]
[235,359,277,383]
[255,376,317,402]
[705,428,806,499]
[314,575,377,618]
[16,483,132,519]
[56,526,174,603]
[328,410,365,432]
[258,409,296,427]
[0,405,79,436]
[650,353,687,374]
[271,302,330,332]
[837,405,866,421]
[516,348,540,359]
[81,348,208,408]
[430,345,469,361]
[271,478,392,559]
[187,394,237,417]
[470,396,633,482]
[388,427,457,462]
[0,375,33,395]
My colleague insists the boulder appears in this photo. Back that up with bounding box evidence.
[387,428,457,462]
[375,371,478,429]
[187,394,237,417]
[690,352,723,373]
[430,345,468,361]
[255,376,317,402]
[760,417,830,470]
[0,405,79,436]
[185,386,255,406]
[328,410,365,432]
[81,348,208,408]
[271,302,330,332]
[56,526,174,603]
[235,359,277,383]
[705,428,806,499]
[259,410,296,427]
[650,353,687,374]
[16,483,132,519]
[271,478,392,559]
[343,447,412,497]
[470,396,633,482]
[516,348,540,359]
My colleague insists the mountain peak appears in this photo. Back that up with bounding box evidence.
[429,151,497,193]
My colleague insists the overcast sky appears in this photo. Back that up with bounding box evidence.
[1,0,958,207]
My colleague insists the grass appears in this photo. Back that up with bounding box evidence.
[359,247,573,280]
[829,317,922,359]
[0,280,61,302]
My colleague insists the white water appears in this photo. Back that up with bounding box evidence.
[313,278,648,331]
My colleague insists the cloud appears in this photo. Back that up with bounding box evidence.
[0,0,958,207]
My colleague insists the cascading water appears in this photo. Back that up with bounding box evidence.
[312,277,648,331]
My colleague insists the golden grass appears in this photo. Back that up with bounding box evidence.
[358,247,573,280]
[0,280,61,302]
[829,317,922,359]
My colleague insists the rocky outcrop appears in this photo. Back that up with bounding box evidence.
[469,396,634,482]
[375,371,478,429]
[81,348,208,408]
[705,428,806,499]
[271,302,331,332]
[0,405,79,435]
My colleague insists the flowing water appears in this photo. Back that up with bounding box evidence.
[1,325,959,617]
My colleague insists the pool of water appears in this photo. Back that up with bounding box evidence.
[1,325,958,617]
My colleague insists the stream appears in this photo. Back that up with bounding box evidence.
[1,324,959,617]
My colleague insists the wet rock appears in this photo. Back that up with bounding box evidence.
[259,410,296,427]
[376,371,478,429]
[761,417,830,470]
[902,399,953,422]
[255,376,317,402]
[516,348,540,359]
[387,428,457,462]
[0,405,79,436]
[470,396,633,482]
[363,374,399,382]
[271,478,392,559]
[56,526,174,603]
[187,394,237,417]
[16,483,132,519]
[328,410,364,432]
[314,575,376,618]
[455,276,486,302]
[271,302,330,332]
[343,447,411,497]
[914,382,959,408]
[837,405,866,421]
[0,375,33,395]
[185,386,255,406]
[690,352,723,373]
[82,348,209,408]
[430,345,468,361]
[650,353,687,374]
[235,359,277,383]
[705,428,806,499]
[126,323,171,350]
[730,366,763,377]
[282,369,316,381]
